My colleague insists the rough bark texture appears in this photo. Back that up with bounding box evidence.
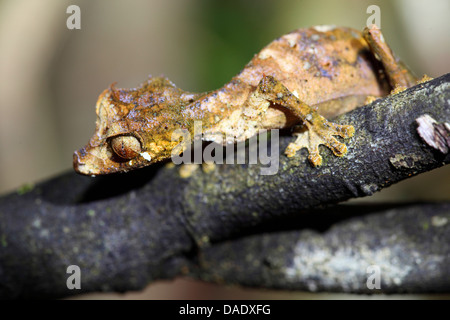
[189,203,450,293]
[0,74,449,299]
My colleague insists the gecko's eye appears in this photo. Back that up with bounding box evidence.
[110,135,141,160]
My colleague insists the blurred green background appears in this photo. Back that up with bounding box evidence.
[0,0,449,299]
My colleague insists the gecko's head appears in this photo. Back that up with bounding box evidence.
[73,77,195,175]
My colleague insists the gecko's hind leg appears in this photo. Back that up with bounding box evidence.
[254,75,354,166]
[363,25,418,91]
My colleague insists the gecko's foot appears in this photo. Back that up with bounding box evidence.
[285,116,354,166]
[363,25,417,89]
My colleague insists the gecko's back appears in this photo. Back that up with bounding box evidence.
[236,26,390,118]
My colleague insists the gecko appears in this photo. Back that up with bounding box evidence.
[74,25,421,175]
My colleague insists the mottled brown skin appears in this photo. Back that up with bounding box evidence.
[74,25,417,175]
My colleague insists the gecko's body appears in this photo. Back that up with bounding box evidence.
[74,25,418,175]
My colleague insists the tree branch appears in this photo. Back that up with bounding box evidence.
[187,203,450,293]
[0,74,449,298]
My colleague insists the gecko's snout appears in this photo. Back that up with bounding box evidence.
[73,148,89,175]
[73,143,140,175]
[73,146,105,176]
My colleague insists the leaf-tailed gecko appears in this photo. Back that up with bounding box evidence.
[74,25,421,175]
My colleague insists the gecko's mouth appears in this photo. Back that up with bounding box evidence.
[73,146,112,176]
[73,148,92,175]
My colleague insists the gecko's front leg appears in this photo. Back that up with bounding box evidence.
[252,75,355,166]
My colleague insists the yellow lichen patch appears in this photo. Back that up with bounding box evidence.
[417,74,434,84]
[364,95,378,105]
[202,162,216,173]
[390,86,408,95]
[165,162,176,169]
[179,164,199,178]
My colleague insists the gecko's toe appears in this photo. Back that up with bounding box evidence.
[326,136,347,156]
[329,122,355,138]
[308,150,322,167]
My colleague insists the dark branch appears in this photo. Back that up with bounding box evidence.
[0,74,449,298]
[187,202,450,293]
